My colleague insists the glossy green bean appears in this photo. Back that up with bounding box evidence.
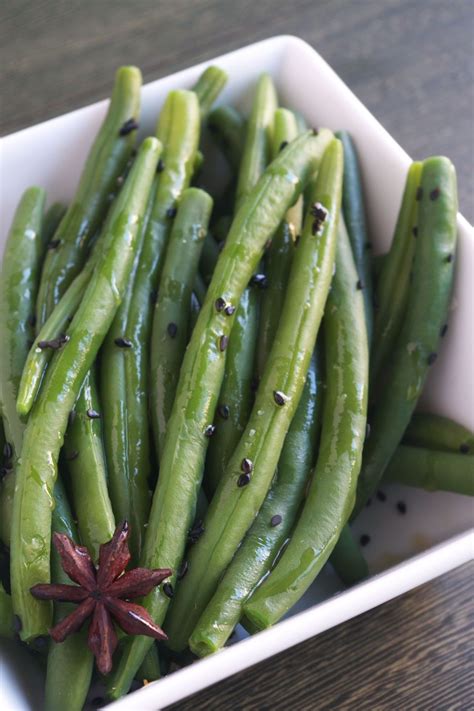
[41,203,67,254]
[36,66,142,327]
[336,131,373,344]
[190,351,322,656]
[107,129,333,698]
[354,157,458,517]
[244,212,369,628]
[45,477,93,711]
[65,371,115,560]
[383,445,473,496]
[371,162,422,386]
[165,137,341,652]
[192,66,228,118]
[403,413,474,455]
[151,187,213,457]
[0,187,46,455]
[10,137,160,641]
[208,105,245,172]
[330,524,369,586]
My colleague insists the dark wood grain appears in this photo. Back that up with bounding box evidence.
[0,2,472,709]
[167,562,474,711]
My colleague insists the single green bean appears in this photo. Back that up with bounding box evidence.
[371,162,422,386]
[192,66,228,118]
[151,187,214,457]
[383,445,473,496]
[0,187,46,455]
[10,137,160,641]
[208,105,245,172]
[244,212,369,629]
[165,137,341,652]
[36,66,142,326]
[65,370,115,561]
[190,351,322,656]
[329,524,369,587]
[41,203,67,254]
[403,412,474,455]
[107,129,334,699]
[336,131,373,344]
[0,582,14,639]
[45,477,93,711]
[354,157,458,517]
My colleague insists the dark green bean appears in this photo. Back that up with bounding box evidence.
[403,412,474,455]
[35,67,142,327]
[383,445,473,496]
[40,203,67,254]
[208,105,245,172]
[199,232,220,284]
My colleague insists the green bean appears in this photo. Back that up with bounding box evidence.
[354,157,458,517]
[329,524,369,587]
[256,108,301,377]
[383,445,473,496]
[199,232,220,284]
[123,90,200,516]
[0,187,46,455]
[137,643,161,683]
[0,470,14,547]
[244,212,369,629]
[0,582,14,639]
[65,370,115,560]
[335,131,373,344]
[45,477,93,711]
[403,413,474,455]
[151,187,213,457]
[35,66,142,327]
[371,162,422,386]
[193,272,208,304]
[208,105,245,172]
[107,129,333,698]
[165,137,341,652]
[190,291,201,332]
[100,179,156,562]
[212,214,232,243]
[190,351,322,656]
[10,136,161,641]
[41,203,67,254]
[192,66,228,118]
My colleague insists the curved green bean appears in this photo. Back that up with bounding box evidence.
[107,129,334,698]
[371,162,422,387]
[0,187,46,455]
[10,136,160,641]
[336,131,373,344]
[190,351,322,656]
[329,524,369,587]
[36,66,142,327]
[403,412,474,455]
[354,157,458,517]
[244,211,369,629]
[383,445,473,496]
[165,137,341,652]
[192,65,228,118]
[151,187,213,457]
[208,105,245,172]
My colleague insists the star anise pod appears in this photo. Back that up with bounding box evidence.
[30,521,171,675]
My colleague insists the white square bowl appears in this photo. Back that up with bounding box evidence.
[0,35,473,711]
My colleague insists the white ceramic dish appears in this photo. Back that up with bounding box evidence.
[0,35,473,711]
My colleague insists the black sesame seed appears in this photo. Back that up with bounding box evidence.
[188,520,205,543]
[430,187,440,201]
[416,187,423,201]
[114,337,132,348]
[238,473,251,487]
[376,490,386,502]
[412,226,418,237]
[66,450,79,461]
[119,118,139,136]
[38,334,70,350]
[86,408,101,419]
[459,443,470,455]
[270,514,282,527]
[162,583,174,599]
[241,457,253,474]
[166,206,177,218]
[251,273,268,289]
[204,424,216,437]
[279,140,289,152]
[177,561,189,580]
[396,501,407,514]
[48,239,61,250]
[157,158,165,173]
[360,534,370,547]
[218,404,230,420]
[224,304,236,316]
[167,322,178,338]
[356,279,364,290]
[446,254,453,263]
[440,323,448,338]
[427,352,438,366]
[3,442,13,461]
[273,390,287,406]
[219,335,229,352]
[215,297,226,312]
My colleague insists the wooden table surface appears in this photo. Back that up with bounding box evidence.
[1,1,472,709]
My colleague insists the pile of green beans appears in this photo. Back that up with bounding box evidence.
[0,65,469,710]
